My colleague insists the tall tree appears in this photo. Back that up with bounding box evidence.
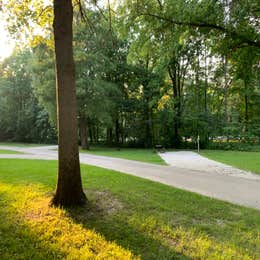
[0,50,56,143]
[52,0,86,206]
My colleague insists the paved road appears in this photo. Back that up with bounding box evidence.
[0,145,260,210]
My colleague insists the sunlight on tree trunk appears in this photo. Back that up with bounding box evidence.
[51,0,86,207]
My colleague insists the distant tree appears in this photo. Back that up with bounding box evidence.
[31,43,57,126]
[0,50,56,143]
[74,18,119,149]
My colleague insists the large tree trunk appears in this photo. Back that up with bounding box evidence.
[52,0,86,207]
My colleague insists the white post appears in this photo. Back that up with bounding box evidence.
[197,135,200,153]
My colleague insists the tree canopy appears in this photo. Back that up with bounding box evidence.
[0,0,259,150]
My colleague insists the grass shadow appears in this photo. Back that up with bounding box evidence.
[0,183,139,259]
[67,190,189,259]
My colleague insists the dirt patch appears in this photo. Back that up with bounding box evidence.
[65,189,125,221]
[88,190,124,215]
[23,190,124,223]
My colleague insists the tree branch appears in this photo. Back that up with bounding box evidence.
[156,0,163,10]
[138,12,260,48]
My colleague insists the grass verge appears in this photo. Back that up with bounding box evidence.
[0,142,49,147]
[200,150,260,174]
[80,147,166,165]
[0,149,23,154]
[0,159,259,259]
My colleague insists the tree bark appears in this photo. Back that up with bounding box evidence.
[115,117,120,147]
[168,62,181,148]
[204,46,208,113]
[145,98,153,148]
[223,55,228,123]
[52,0,86,207]
[106,128,113,145]
[80,118,90,150]
[89,126,93,143]
[244,79,249,133]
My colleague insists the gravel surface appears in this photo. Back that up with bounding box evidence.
[159,151,260,180]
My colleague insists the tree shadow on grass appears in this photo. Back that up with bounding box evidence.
[0,160,188,258]
[66,188,256,259]
[1,183,181,259]
[67,190,189,260]
[0,185,140,259]
[0,160,257,258]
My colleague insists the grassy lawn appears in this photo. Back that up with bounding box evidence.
[0,159,259,259]
[200,150,260,174]
[0,149,23,154]
[80,147,166,165]
[0,142,49,147]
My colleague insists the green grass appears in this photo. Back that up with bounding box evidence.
[0,159,259,259]
[80,146,166,165]
[0,142,49,147]
[0,149,23,154]
[200,150,260,174]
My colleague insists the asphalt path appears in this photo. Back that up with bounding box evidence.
[0,145,259,210]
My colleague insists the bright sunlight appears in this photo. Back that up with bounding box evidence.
[0,19,14,60]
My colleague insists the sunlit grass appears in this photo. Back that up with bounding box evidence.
[0,149,23,154]
[0,159,259,259]
[200,150,260,174]
[80,146,166,165]
[0,183,136,259]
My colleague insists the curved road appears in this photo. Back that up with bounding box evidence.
[0,145,260,210]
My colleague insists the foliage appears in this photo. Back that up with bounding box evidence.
[0,50,56,143]
[206,141,260,152]
[115,0,260,148]
[0,1,259,148]
[1,0,53,47]
[31,43,56,125]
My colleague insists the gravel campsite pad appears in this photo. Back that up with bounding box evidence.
[159,151,260,180]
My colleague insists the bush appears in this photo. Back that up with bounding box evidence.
[206,141,260,152]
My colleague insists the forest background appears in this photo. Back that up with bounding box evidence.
[0,0,259,151]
